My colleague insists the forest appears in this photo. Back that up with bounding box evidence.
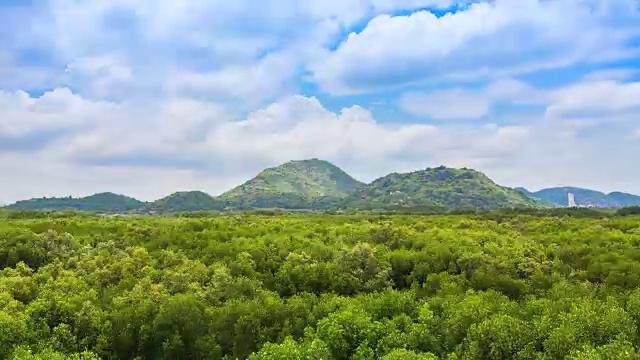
[2,209,640,359]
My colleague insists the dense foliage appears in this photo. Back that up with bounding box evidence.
[518,187,640,208]
[345,167,540,210]
[3,211,640,359]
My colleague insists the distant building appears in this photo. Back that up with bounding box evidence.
[568,193,577,207]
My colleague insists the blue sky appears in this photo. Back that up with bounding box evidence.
[1,0,640,203]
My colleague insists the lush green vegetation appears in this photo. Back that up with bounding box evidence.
[144,191,223,212]
[218,159,364,210]
[5,193,143,212]
[345,166,540,210]
[518,187,640,208]
[3,211,640,359]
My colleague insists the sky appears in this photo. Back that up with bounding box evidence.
[1,0,640,203]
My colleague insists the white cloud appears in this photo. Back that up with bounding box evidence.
[64,55,133,98]
[313,0,640,94]
[399,89,491,119]
[12,0,639,102]
[202,96,441,167]
[0,88,541,201]
[399,75,640,122]
[61,95,445,175]
[62,98,228,164]
[398,78,539,119]
[1,82,640,202]
[0,88,112,137]
[163,52,300,103]
[19,0,467,103]
[581,68,639,82]
[546,80,640,118]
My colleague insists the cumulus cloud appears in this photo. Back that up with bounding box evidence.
[163,52,300,104]
[61,95,443,175]
[546,80,640,119]
[0,88,112,138]
[0,88,541,201]
[13,0,467,103]
[398,74,640,122]
[313,0,640,94]
[1,83,640,202]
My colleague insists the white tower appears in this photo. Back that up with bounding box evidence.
[568,193,577,207]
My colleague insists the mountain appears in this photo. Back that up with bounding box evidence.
[144,191,222,212]
[343,166,541,210]
[5,192,144,212]
[607,192,640,207]
[218,159,364,209]
[517,187,640,208]
[19,161,638,213]
[513,188,560,208]
[514,187,532,196]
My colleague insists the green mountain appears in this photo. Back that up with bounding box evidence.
[218,159,364,209]
[144,191,222,212]
[343,166,541,210]
[517,187,640,208]
[19,161,636,213]
[5,192,144,212]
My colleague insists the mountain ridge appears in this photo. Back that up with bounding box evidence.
[5,160,640,212]
[516,187,640,208]
[344,166,540,210]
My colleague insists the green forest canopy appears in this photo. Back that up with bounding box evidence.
[2,211,640,359]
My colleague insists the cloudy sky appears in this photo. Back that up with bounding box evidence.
[1,0,640,203]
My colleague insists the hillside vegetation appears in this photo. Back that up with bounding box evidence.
[7,160,639,213]
[144,191,222,212]
[345,166,540,210]
[2,212,640,358]
[218,159,364,209]
[5,192,143,212]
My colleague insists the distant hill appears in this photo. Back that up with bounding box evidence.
[343,166,540,210]
[18,161,640,213]
[144,191,222,212]
[218,159,364,209]
[514,188,560,208]
[5,192,144,212]
[517,187,640,208]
